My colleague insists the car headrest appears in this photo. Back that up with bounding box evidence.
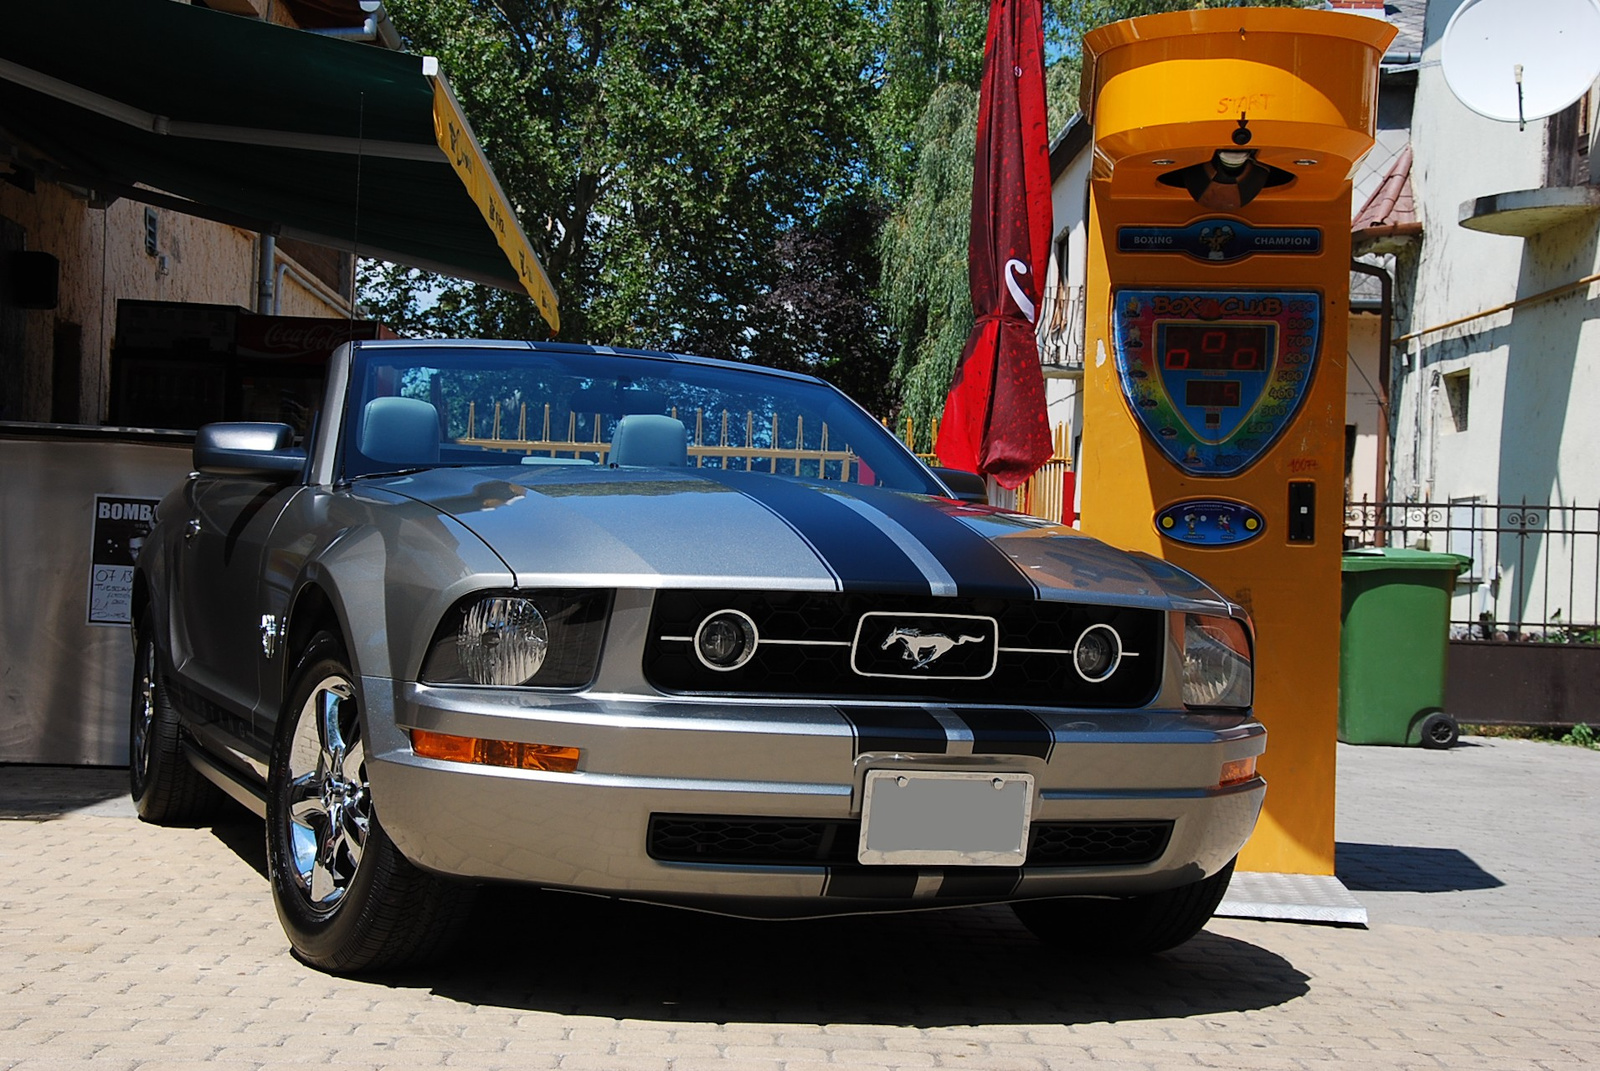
[608,414,688,468]
[359,397,440,466]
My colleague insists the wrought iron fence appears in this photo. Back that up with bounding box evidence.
[461,400,860,480]
[1344,497,1600,643]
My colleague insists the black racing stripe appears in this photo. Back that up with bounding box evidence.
[936,869,1022,900]
[699,470,931,593]
[852,486,1038,599]
[954,707,1054,760]
[840,706,948,756]
[824,868,920,899]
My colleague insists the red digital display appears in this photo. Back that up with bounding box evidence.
[1161,324,1270,371]
[1185,380,1243,408]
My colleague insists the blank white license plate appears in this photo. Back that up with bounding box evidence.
[858,770,1034,866]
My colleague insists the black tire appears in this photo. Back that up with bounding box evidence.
[129,614,221,824]
[1011,856,1237,956]
[265,631,472,974]
[1419,712,1459,750]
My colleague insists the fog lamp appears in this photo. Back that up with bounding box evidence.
[695,609,758,671]
[1072,623,1122,682]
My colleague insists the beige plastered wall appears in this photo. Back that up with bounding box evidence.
[1344,312,1384,509]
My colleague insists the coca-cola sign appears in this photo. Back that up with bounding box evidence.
[234,314,383,362]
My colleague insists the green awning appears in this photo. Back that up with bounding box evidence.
[0,0,559,332]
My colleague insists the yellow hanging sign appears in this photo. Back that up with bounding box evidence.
[431,75,561,335]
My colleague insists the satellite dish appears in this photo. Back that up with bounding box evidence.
[1440,0,1600,125]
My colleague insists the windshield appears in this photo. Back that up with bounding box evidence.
[339,345,943,494]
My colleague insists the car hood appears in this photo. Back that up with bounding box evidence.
[368,466,1231,612]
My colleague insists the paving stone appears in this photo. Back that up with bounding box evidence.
[2,740,1599,1069]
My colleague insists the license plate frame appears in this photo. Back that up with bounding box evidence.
[857,769,1034,866]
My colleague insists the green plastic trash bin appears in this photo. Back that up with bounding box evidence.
[1339,548,1471,748]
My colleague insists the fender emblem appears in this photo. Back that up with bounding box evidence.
[260,614,282,659]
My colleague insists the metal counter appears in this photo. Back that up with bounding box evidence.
[1,423,193,765]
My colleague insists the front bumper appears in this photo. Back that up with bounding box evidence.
[364,678,1266,918]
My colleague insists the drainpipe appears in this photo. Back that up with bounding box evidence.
[256,233,276,314]
[308,16,381,40]
[1350,259,1393,547]
[306,3,402,49]
[272,256,352,317]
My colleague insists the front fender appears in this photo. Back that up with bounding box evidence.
[271,486,514,704]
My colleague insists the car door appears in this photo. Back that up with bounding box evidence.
[169,473,301,750]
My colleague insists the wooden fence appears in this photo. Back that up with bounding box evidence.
[897,417,1077,525]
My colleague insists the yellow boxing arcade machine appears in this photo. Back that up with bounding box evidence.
[1079,10,1395,877]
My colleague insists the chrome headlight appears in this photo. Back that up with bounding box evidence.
[1180,613,1253,709]
[421,590,610,688]
[460,597,548,685]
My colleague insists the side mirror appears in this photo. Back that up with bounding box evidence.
[932,467,988,505]
[194,422,305,480]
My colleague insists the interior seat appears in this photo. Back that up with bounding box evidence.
[359,397,441,466]
[608,414,688,468]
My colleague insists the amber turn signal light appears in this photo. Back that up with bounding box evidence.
[411,729,580,773]
[1218,756,1258,788]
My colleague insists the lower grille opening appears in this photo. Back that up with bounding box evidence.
[647,815,1173,869]
[648,816,860,866]
[1027,819,1173,867]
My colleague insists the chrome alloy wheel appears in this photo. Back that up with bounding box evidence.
[283,674,370,911]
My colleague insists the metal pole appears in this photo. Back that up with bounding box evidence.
[1350,260,1392,547]
[256,233,276,315]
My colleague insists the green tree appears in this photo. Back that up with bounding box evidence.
[871,0,990,198]
[750,193,898,415]
[363,0,876,364]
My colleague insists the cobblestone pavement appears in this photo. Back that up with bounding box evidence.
[1,738,1597,1071]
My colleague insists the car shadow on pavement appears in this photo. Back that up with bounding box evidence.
[0,764,130,819]
[210,814,270,880]
[1336,841,1505,893]
[413,886,1309,1027]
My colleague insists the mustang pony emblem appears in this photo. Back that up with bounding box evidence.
[880,627,984,669]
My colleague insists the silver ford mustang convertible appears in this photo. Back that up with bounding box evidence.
[131,339,1264,973]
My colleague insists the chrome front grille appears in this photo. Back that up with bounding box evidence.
[642,590,1163,707]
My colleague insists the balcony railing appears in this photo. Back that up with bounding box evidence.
[1038,281,1085,373]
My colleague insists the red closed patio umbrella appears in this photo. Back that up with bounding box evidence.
[933,0,1054,489]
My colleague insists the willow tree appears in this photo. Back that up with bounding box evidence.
[879,82,981,450]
